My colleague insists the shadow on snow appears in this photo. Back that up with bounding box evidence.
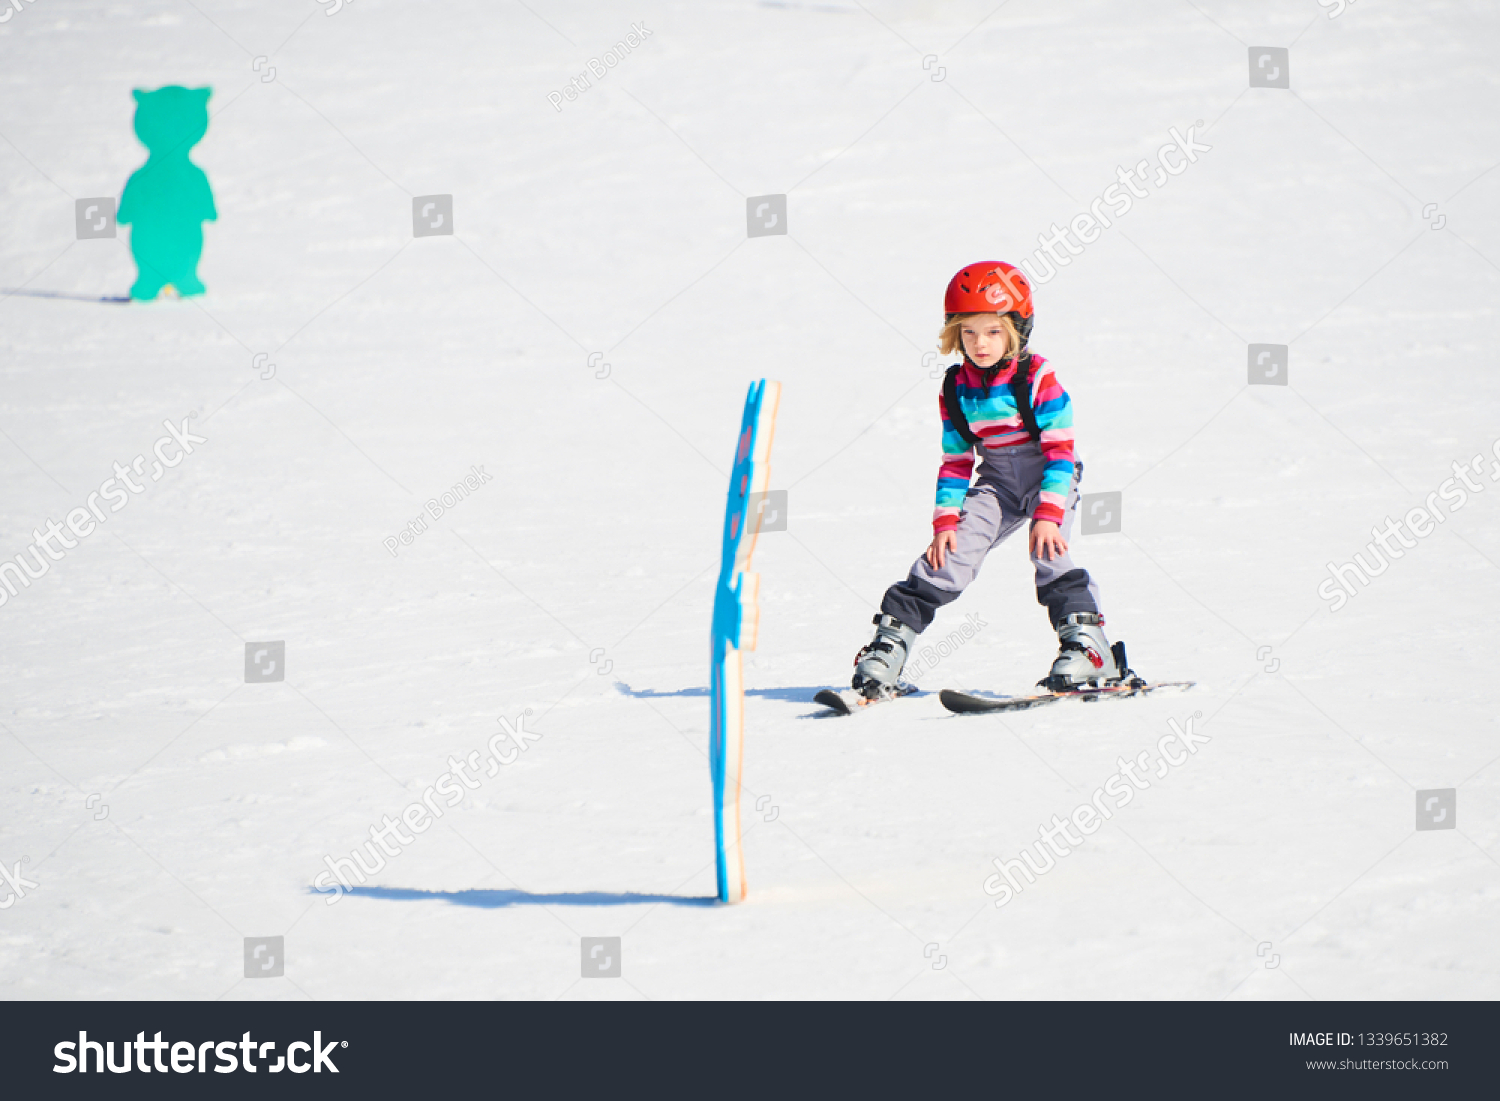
[327,886,719,908]
[617,683,848,703]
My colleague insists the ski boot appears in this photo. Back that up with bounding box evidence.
[852,613,917,699]
[1040,612,1134,692]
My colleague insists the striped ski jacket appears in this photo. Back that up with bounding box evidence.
[933,354,1076,533]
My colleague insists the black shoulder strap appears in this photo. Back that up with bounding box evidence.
[942,365,981,448]
[1008,353,1042,442]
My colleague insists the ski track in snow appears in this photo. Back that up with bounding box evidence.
[1,0,1497,1000]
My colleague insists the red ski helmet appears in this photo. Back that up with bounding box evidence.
[944,261,1034,349]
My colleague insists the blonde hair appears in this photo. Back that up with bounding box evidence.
[938,312,1021,360]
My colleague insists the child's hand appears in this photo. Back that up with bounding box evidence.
[926,530,957,570]
[1029,520,1068,561]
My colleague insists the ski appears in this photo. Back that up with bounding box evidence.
[813,683,918,715]
[939,680,1194,715]
[0,288,130,303]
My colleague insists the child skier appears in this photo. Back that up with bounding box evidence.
[850,261,1123,699]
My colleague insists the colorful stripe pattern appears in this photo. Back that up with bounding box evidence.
[934,355,1075,532]
[710,379,781,904]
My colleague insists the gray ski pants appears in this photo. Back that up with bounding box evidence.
[881,442,1103,633]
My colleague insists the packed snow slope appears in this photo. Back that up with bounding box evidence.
[1,0,1498,1000]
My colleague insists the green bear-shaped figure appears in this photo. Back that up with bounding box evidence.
[118,86,217,300]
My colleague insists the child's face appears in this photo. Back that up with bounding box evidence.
[960,315,1009,367]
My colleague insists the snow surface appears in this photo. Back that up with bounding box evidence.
[2,0,1498,1001]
